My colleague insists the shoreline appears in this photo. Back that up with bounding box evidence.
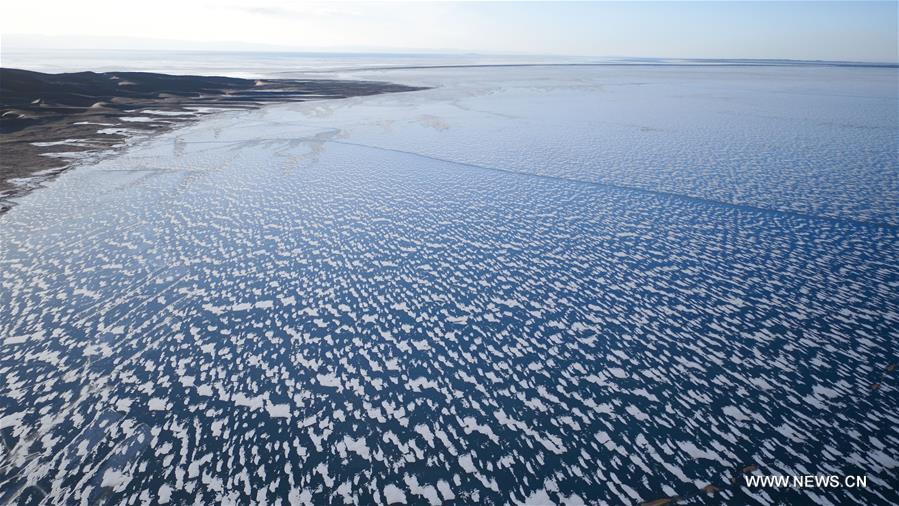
[0,68,427,213]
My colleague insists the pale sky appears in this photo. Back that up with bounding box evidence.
[2,1,897,62]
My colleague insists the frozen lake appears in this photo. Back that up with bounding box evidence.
[1,63,898,504]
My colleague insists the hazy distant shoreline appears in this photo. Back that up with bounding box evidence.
[0,68,426,213]
[351,59,899,72]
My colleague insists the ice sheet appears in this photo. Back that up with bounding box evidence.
[1,64,897,505]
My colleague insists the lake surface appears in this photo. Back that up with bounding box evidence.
[1,60,897,505]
